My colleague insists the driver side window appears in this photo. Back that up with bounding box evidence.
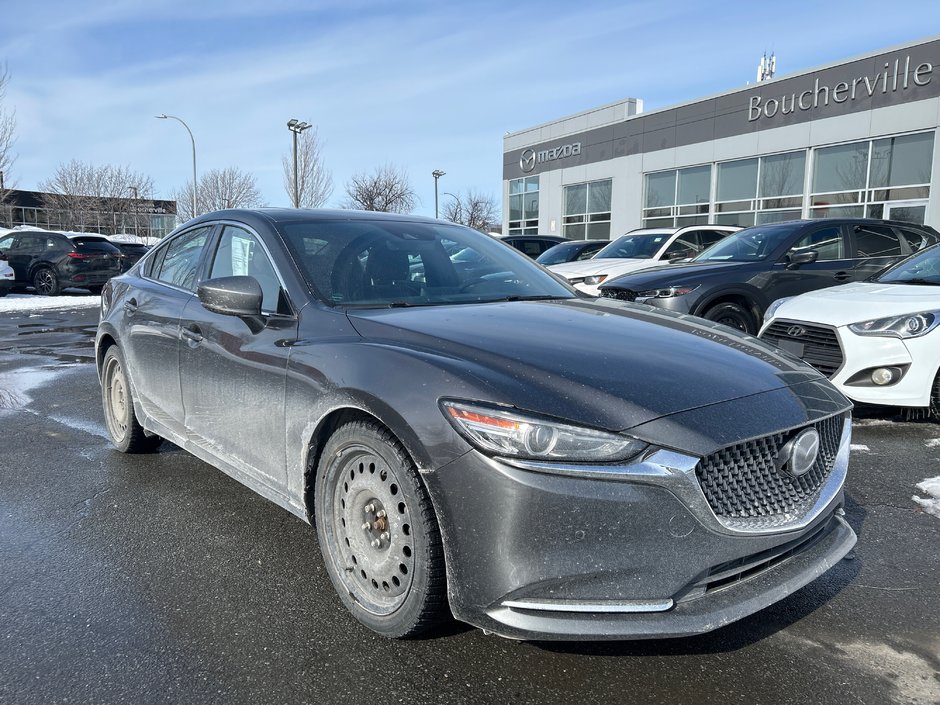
[209,226,285,314]
[787,226,844,261]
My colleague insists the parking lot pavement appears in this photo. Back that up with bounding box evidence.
[1,307,938,705]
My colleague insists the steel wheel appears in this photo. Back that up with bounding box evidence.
[32,267,60,296]
[315,420,447,637]
[703,302,756,334]
[101,346,162,453]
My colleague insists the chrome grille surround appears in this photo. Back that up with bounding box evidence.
[695,413,849,532]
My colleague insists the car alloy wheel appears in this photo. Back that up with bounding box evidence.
[32,267,60,296]
[315,420,447,637]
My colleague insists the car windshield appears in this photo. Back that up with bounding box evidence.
[876,243,940,285]
[593,233,671,260]
[536,242,591,265]
[277,219,576,307]
[693,223,798,262]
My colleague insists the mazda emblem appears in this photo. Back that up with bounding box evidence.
[520,149,536,173]
[786,325,806,337]
[775,428,820,478]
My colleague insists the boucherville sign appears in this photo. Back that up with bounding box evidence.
[748,55,933,121]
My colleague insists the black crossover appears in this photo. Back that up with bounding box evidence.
[599,218,940,334]
[0,230,122,295]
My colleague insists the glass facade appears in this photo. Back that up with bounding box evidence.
[643,165,713,227]
[713,151,806,226]
[563,179,612,239]
[508,176,540,235]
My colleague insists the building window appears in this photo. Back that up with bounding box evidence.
[715,151,805,227]
[643,165,712,227]
[811,131,933,223]
[564,179,612,239]
[508,176,539,235]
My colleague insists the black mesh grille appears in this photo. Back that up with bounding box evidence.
[760,321,844,377]
[600,288,637,302]
[695,414,845,525]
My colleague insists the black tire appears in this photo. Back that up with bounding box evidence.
[315,420,448,638]
[703,302,756,334]
[32,267,61,296]
[101,346,163,453]
[87,286,103,296]
[929,370,940,423]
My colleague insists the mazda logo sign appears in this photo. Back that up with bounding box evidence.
[775,428,820,478]
[787,325,806,337]
[520,149,536,173]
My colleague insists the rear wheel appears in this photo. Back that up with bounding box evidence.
[32,267,61,296]
[315,420,447,638]
[101,346,162,453]
[703,302,756,334]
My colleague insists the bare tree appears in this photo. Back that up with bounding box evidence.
[343,164,416,213]
[0,63,16,223]
[442,190,499,231]
[175,166,265,220]
[38,160,155,234]
[282,128,333,208]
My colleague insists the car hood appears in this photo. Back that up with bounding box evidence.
[345,297,826,433]
[549,258,663,279]
[601,261,756,290]
[771,281,940,327]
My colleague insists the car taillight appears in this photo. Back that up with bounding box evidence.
[67,251,96,259]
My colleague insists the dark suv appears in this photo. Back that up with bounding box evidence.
[598,219,940,334]
[0,231,122,295]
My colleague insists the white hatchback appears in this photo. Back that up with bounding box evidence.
[549,225,739,295]
[759,243,940,418]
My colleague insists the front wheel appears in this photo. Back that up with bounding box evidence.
[101,346,163,453]
[315,420,448,638]
[703,302,756,334]
[929,370,940,423]
[32,267,61,296]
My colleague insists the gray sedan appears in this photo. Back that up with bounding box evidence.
[96,208,856,640]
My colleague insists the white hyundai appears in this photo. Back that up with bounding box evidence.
[759,242,940,418]
[548,225,739,296]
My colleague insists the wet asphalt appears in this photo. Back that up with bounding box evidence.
[0,304,938,705]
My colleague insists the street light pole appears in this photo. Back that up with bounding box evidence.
[155,114,197,219]
[432,170,445,218]
[287,118,312,208]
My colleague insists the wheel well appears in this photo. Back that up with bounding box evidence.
[303,408,398,524]
[96,333,117,376]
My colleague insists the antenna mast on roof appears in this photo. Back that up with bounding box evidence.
[757,51,776,82]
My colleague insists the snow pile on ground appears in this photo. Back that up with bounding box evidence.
[912,476,940,519]
[925,438,940,449]
[850,444,870,452]
[0,293,100,312]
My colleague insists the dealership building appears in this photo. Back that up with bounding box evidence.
[502,35,940,239]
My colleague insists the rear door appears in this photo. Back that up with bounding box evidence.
[848,223,908,279]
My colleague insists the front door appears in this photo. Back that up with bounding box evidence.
[764,224,854,302]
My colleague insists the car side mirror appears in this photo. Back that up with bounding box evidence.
[197,276,265,332]
[786,250,818,269]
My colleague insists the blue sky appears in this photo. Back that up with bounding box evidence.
[1,1,937,217]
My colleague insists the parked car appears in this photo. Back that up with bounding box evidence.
[550,225,740,296]
[499,234,568,258]
[759,242,940,419]
[0,247,14,296]
[599,219,940,334]
[98,208,855,641]
[111,242,151,273]
[0,230,122,295]
[535,239,608,266]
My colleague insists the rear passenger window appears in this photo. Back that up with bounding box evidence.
[698,230,731,249]
[153,226,211,291]
[854,225,903,258]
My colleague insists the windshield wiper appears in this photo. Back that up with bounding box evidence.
[479,295,568,303]
[881,278,940,286]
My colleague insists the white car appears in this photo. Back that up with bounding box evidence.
[548,225,739,295]
[759,242,940,418]
[0,256,12,296]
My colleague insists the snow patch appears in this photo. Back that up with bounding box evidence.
[912,476,940,519]
[0,367,60,410]
[0,293,100,313]
[46,413,111,441]
[851,418,896,427]
[925,438,940,449]
[850,444,870,452]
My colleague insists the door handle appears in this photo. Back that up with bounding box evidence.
[833,271,850,282]
[124,298,138,314]
[180,324,203,344]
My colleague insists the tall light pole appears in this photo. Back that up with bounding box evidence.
[156,114,197,219]
[432,169,445,218]
[287,118,312,208]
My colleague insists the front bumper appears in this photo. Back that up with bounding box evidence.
[422,415,854,640]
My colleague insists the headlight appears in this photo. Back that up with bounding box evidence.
[635,285,698,299]
[763,296,793,322]
[441,401,648,462]
[848,311,940,339]
[582,274,608,285]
